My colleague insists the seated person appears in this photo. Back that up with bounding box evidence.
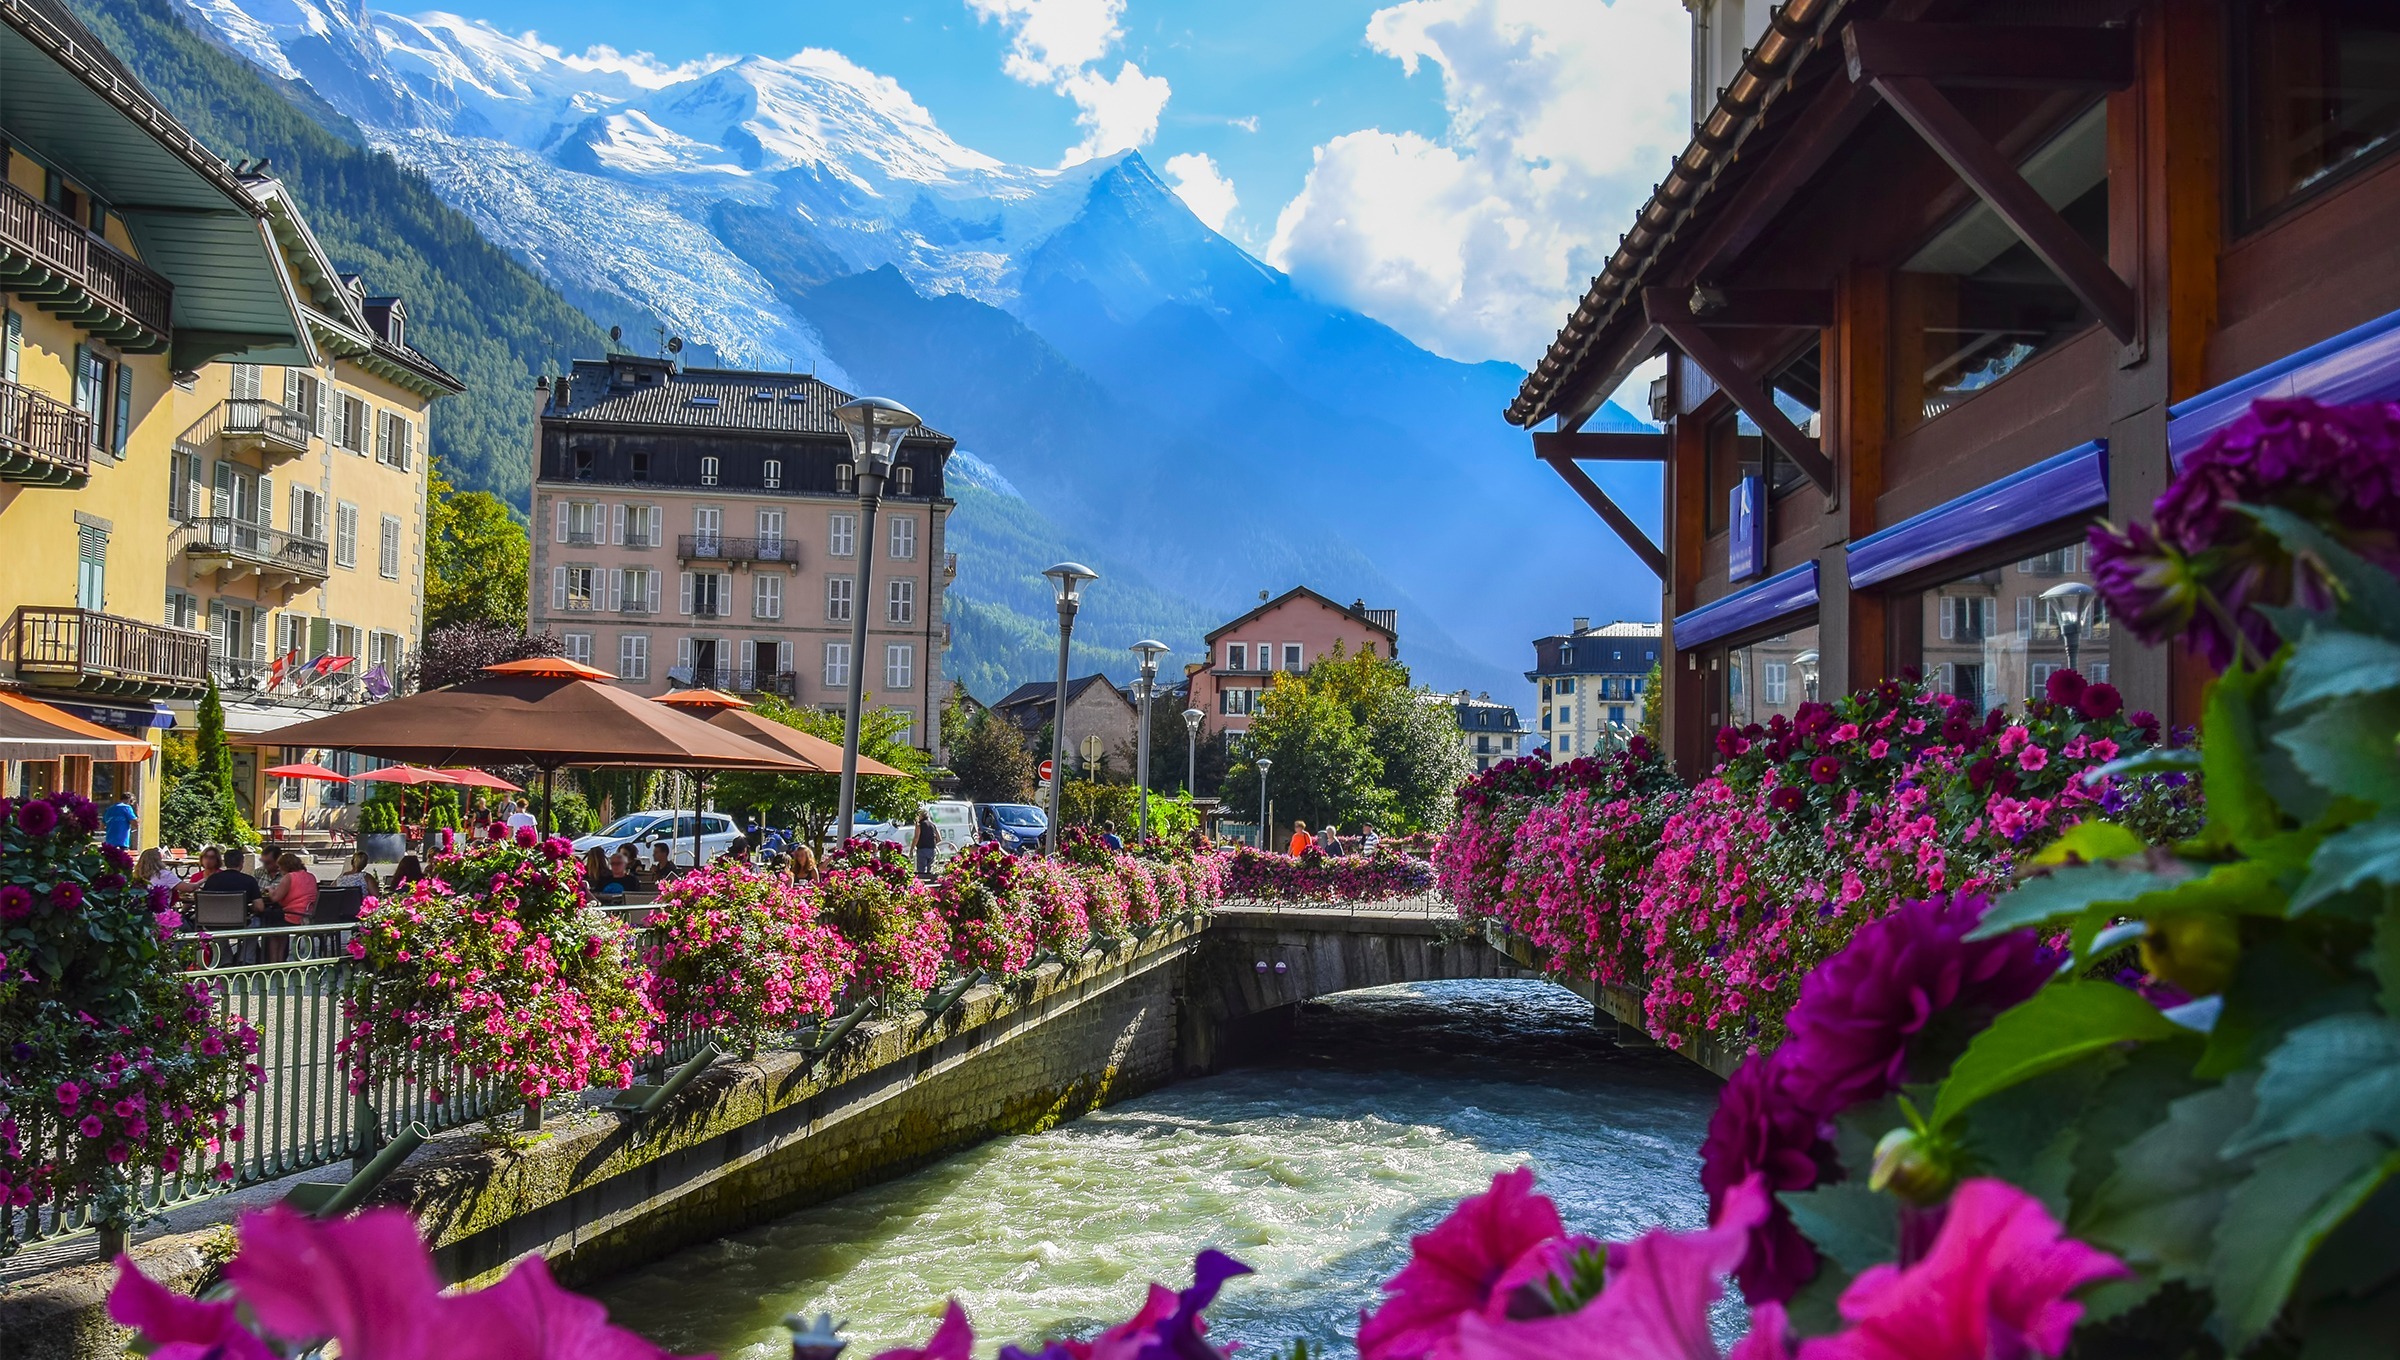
[332,851,379,896]
[202,847,266,921]
[264,853,318,926]
[649,843,676,882]
[608,848,642,890]
[176,846,222,901]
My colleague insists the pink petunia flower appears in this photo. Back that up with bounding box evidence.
[2017,747,2048,773]
[1359,1168,1590,1360]
[109,1257,278,1360]
[1794,1180,2125,1360]
[870,1301,975,1360]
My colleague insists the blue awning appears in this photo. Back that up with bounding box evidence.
[43,698,176,732]
[1847,441,2109,590]
[2169,304,2400,465]
[1673,561,1819,650]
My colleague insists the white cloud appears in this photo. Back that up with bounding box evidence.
[966,0,1168,163]
[1163,151,1239,232]
[1265,0,1690,366]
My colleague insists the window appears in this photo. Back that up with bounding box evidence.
[627,505,662,547]
[1282,643,1303,671]
[1896,103,2109,429]
[895,464,916,496]
[691,506,722,553]
[1939,595,1995,641]
[1476,734,1491,754]
[1221,687,1257,716]
[554,566,598,612]
[563,632,593,665]
[334,502,358,567]
[1557,734,1572,755]
[1718,624,1821,729]
[1763,663,1789,706]
[754,573,783,620]
[619,633,650,681]
[1225,642,1247,671]
[2237,1,2400,224]
[888,579,915,624]
[71,345,106,443]
[1557,704,1572,726]
[229,363,260,402]
[377,411,413,470]
[1911,541,2109,717]
[2030,662,2061,699]
[827,576,854,622]
[1610,705,1627,725]
[890,709,915,746]
[681,571,729,618]
[631,451,652,482]
[756,509,786,559]
[829,513,857,557]
[823,642,852,688]
[764,459,783,490]
[378,515,401,579]
[165,588,199,631]
[2020,546,2079,575]
[76,523,107,611]
[616,567,660,613]
[700,456,720,486]
[283,370,325,437]
[1560,642,1574,666]
[338,395,369,454]
[1556,677,1575,695]
[111,362,131,455]
[836,463,855,494]
[890,516,917,559]
[885,644,914,690]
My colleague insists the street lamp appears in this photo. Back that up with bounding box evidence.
[1130,639,1169,842]
[1042,562,1098,855]
[833,396,921,840]
[1255,755,1273,851]
[1793,648,1821,705]
[1181,708,1204,799]
[2042,582,2100,674]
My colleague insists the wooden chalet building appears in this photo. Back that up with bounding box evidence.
[1513,0,2400,777]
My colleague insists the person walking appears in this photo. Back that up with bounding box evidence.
[103,790,137,851]
[912,809,940,879]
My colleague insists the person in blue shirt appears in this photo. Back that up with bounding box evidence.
[103,792,137,850]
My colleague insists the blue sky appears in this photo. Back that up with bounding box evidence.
[399,0,1692,367]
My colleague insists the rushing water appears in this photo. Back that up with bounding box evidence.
[592,980,1728,1359]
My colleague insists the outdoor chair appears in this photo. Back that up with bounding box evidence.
[192,891,250,931]
[313,885,365,925]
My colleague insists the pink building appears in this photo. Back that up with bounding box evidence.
[1187,587,1398,743]
[526,356,957,753]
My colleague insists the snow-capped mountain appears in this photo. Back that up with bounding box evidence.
[165,0,1660,697]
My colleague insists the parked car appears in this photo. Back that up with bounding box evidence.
[569,810,743,868]
[977,802,1049,853]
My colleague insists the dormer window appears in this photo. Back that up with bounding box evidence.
[836,463,855,494]
[1560,643,1574,666]
[630,452,651,482]
[764,459,783,490]
[572,449,594,481]
[700,456,720,486]
[894,465,915,496]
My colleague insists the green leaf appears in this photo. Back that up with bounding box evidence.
[1780,1180,1897,1278]
[2228,1013,2400,1156]
[2204,660,2288,850]
[2283,629,2400,710]
[2066,1040,2210,1209]
[2202,935,2378,1078]
[2296,1279,2400,1360]
[2078,1076,2256,1282]
[2296,817,2400,914]
[2277,692,2400,808]
[2089,746,2204,783]
[1955,1051,2115,1213]
[2377,900,2400,1019]
[2031,821,2149,868]
[2209,1135,2400,1350]
[1931,983,2185,1129]
[2242,504,2400,642]
[1968,862,2191,940]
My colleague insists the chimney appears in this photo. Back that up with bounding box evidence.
[1572,616,1590,633]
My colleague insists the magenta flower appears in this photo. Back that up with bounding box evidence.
[14,798,59,836]
[875,1302,976,1360]
[1807,756,1840,785]
[109,1258,277,1360]
[2042,670,2085,708]
[1360,1168,1585,1360]
[51,882,85,911]
[0,884,31,920]
[2016,747,2048,773]
[1794,1179,2124,1360]
[1698,1056,1831,1304]
[1777,892,2052,1117]
[1450,1175,1792,1360]
[2077,684,2122,721]
[515,825,539,847]
[1767,786,1804,815]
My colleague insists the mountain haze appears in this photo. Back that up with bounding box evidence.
[137,0,1664,699]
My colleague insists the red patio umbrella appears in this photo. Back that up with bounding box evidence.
[262,761,350,783]
[439,768,524,792]
[351,765,458,828]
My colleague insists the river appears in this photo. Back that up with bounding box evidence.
[591,979,1729,1359]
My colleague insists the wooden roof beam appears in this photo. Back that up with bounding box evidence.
[1845,23,2138,345]
[1538,451,1665,577]
[1683,288,1834,328]
[1642,288,1837,498]
[1532,431,1671,461]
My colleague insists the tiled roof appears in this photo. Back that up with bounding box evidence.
[994,674,1113,711]
[548,357,954,443]
[1203,586,1397,643]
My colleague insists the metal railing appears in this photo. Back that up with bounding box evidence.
[678,535,798,564]
[6,606,211,693]
[0,177,173,340]
[182,517,333,578]
[0,376,92,485]
[689,666,798,698]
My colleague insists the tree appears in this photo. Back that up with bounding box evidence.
[581,769,658,823]
[1639,658,1664,748]
[710,694,932,849]
[1143,691,1222,795]
[164,678,255,849]
[947,707,1035,804]
[409,622,564,692]
[1222,647,1469,837]
[424,464,531,630]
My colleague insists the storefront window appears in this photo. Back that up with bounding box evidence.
[1895,103,2108,430]
[2237,0,2400,224]
[1716,623,1824,731]
[1913,540,2112,716]
[1704,349,1820,533]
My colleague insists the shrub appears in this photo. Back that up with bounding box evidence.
[642,863,854,1051]
[818,860,948,999]
[931,844,1036,975]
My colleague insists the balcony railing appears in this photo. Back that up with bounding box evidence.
[944,551,958,582]
[679,535,798,564]
[181,518,332,583]
[0,178,174,346]
[690,601,734,620]
[617,598,660,616]
[565,529,604,547]
[178,398,310,468]
[7,607,210,698]
[690,667,798,699]
[0,377,92,487]
[211,654,392,709]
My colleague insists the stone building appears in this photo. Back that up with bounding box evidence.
[990,673,1139,779]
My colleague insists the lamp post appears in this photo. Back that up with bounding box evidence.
[1042,562,1098,855]
[1130,639,1169,842]
[2042,582,2099,675]
[832,396,921,840]
[1793,648,1821,706]
[1181,708,1203,798]
[1254,755,1273,851]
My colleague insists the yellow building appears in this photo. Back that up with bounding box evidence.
[169,176,461,833]
[2,0,311,837]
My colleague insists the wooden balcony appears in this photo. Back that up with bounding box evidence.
[177,398,311,469]
[180,516,332,596]
[6,607,210,699]
[0,178,173,351]
[0,377,92,488]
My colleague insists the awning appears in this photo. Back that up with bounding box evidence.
[44,697,177,731]
[1672,561,1822,651]
[0,691,155,762]
[224,702,345,737]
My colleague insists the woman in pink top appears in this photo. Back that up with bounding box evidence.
[266,852,319,926]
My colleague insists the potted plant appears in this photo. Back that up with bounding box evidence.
[357,799,406,866]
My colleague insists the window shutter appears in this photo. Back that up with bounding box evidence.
[1980,599,1996,637]
[1940,601,1954,640]
[282,369,300,410]
[313,378,329,438]
[257,474,274,527]
[554,500,568,542]
[740,639,757,676]
[648,512,663,548]
[552,566,567,611]
[2017,597,2033,639]
[70,343,88,412]
[612,504,626,545]
[607,569,625,612]
[112,363,132,454]
[253,612,270,664]
[777,641,793,677]
[208,601,227,654]
[679,571,694,615]
[289,485,303,536]
[2,309,19,384]
[678,637,692,674]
